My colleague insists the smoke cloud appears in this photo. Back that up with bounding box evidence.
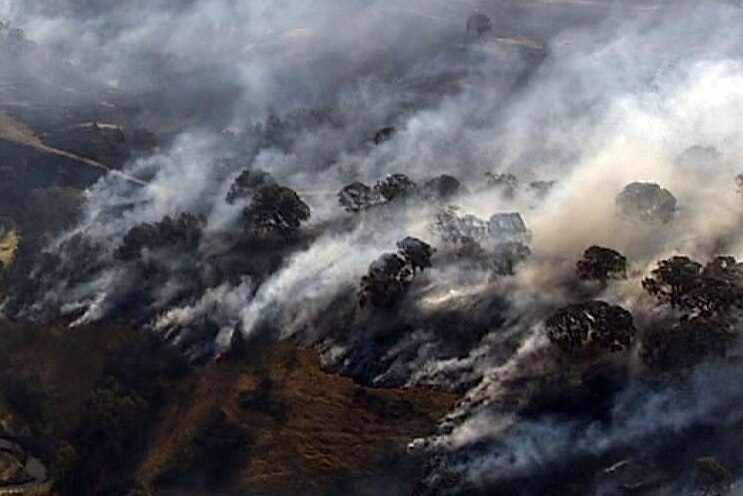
[5,0,743,493]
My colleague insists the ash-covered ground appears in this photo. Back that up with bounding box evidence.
[3,0,743,494]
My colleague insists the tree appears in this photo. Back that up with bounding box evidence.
[643,255,743,317]
[640,316,734,370]
[456,237,487,259]
[338,182,381,212]
[431,207,530,274]
[677,145,721,169]
[642,256,702,309]
[488,212,530,244]
[116,213,203,261]
[616,182,676,224]
[432,206,488,244]
[466,13,492,40]
[359,237,434,308]
[243,184,310,236]
[690,256,743,315]
[577,246,627,283]
[485,172,518,199]
[359,253,411,308]
[702,255,743,282]
[374,174,417,202]
[373,126,396,145]
[527,180,556,199]
[682,277,741,317]
[421,174,464,201]
[491,241,531,276]
[397,236,435,273]
[226,169,275,204]
[545,301,636,353]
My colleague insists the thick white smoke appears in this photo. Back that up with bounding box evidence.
[6,0,743,493]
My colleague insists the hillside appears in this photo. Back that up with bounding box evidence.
[0,112,145,186]
[0,321,456,495]
[4,2,743,494]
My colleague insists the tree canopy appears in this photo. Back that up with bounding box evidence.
[466,13,492,40]
[226,169,275,204]
[373,126,396,145]
[116,213,204,261]
[485,172,518,199]
[359,237,434,308]
[640,316,734,369]
[243,184,310,236]
[642,255,743,316]
[374,174,418,202]
[577,246,627,283]
[338,182,381,213]
[640,255,743,369]
[616,182,676,224]
[421,174,464,201]
[546,300,636,353]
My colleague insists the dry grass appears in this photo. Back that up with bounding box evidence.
[0,322,140,435]
[0,321,457,495]
[0,229,19,268]
[141,342,458,495]
[0,113,43,148]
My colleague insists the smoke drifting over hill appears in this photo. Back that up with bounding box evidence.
[4,0,743,493]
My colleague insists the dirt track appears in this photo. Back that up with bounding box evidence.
[0,111,147,187]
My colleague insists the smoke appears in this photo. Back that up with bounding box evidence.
[6,0,743,493]
[420,356,743,494]
[1,0,469,121]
